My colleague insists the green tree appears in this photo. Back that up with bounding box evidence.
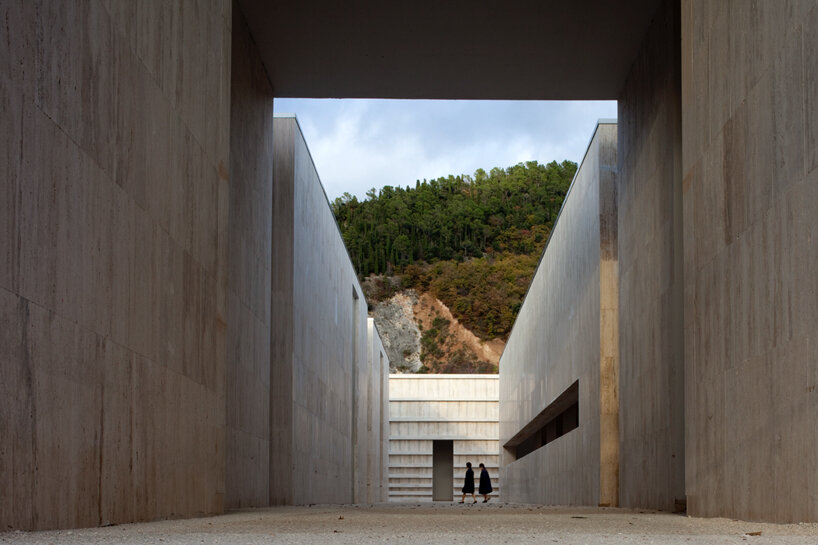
[333,159,577,340]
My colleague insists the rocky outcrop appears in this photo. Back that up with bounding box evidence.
[412,292,504,366]
[372,290,423,373]
[371,288,505,373]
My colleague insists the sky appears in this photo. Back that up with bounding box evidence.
[274,99,617,202]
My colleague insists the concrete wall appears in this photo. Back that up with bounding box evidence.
[499,122,617,506]
[368,318,391,503]
[0,2,392,527]
[1,0,231,530]
[270,100,294,508]
[225,5,274,509]
[271,116,389,505]
[616,0,685,512]
[681,0,818,522]
[4,0,816,530]
[389,375,499,502]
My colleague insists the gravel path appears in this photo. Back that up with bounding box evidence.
[3,503,818,544]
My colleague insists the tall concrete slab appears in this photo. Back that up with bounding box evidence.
[616,0,685,513]
[367,318,391,503]
[1,0,231,530]
[499,122,617,506]
[270,112,296,506]
[271,116,389,505]
[681,0,818,522]
[225,4,274,509]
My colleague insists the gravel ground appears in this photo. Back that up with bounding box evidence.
[3,503,818,544]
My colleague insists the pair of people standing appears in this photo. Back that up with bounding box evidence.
[459,462,492,503]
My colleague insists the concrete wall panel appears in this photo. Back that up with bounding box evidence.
[0,293,34,529]
[291,116,363,503]
[616,0,684,512]
[272,116,388,505]
[0,73,22,295]
[225,3,274,509]
[0,0,231,530]
[367,318,390,502]
[682,0,818,523]
[270,117,295,505]
[499,122,617,506]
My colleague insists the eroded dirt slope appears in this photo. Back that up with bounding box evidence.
[371,289,503,373]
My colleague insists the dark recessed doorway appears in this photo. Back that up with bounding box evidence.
[432,440,453,501]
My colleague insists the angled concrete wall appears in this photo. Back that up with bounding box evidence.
[1,0,231,530]
[616,0,685,513]
[226,5,274,509]
[389,375,499,502]
[499,122,617,506]
[681,0,818,522]
[271,116,389,505]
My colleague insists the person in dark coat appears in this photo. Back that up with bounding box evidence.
[478,462,492,502]
[459,462,476,503]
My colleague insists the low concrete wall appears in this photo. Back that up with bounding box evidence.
[271,116,389,505]
[389,375,499,502]
[498,122,617,506]
[681,0,818,522]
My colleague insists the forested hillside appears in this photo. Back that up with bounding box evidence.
[333,159,577,361]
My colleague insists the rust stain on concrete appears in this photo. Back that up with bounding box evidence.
[217,160,229,181]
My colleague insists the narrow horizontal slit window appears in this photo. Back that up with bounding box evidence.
[504,380,579,461]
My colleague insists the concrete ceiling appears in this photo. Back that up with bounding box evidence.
[237,0,663,100]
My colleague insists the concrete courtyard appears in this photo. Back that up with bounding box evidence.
[3,504,817,545]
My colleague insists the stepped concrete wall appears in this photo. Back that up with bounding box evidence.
[681,0,818,522]
[271,116,390,505]
[499,122,617,506]
[389,375,499,502]
[616,0,686,513]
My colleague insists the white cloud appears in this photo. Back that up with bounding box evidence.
[275,99,617,200]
